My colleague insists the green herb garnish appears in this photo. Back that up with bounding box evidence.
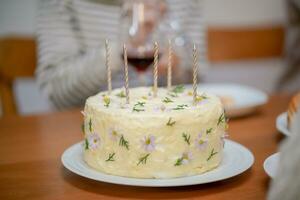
[200,93,208,99]
[105,153,115,162]
[207,148,218,161]
[166,117,176,126]
[135,101,146,107]
[206,128,213,135]
[133,107,145,112]
[84,138,89,150]
[172,104,188,110]
[168,85,185,97]
[132,101,146,112]
[103,96,110,107]
[217,112,226,125]
[174,157,184,166]
[119,135,129,150]
[168,92,178,97]
[88,118,92,132]
[162,97,174,103]
[116,91,126,98]
[195,93,209,102]
[137,153,150,165]
[172,85,185,93]
[182,133,191,145]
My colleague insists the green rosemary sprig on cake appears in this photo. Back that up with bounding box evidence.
[174,157,184,166]
[137,153,150,165]
[116,91,126,98]
[133,107,145,112]
[195,93,209,103]
[217,112,226,125]
[182,133,191,145]
[119,135,129,150]
[84,138,89,150]
[132,101,146,112]
[207,148,218,161]
[105,153,115,162]
[200,93,208,99]
[168,92,178,97]
[206,128,213,135]
[166,117,176,126]
[135,101,146,107]
[168,85,185,97]
[162,97,173,103]
[172,104,188,110]
[88,118,92,132]
[103,96,110,107]
[172,85,185,93]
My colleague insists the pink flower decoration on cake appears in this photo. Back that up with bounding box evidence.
[153,104,169,112]
[195,132,208,151]
[153,106,160,112]
[108,127,121,141]
[87,133,101,150]
[141,135,156,152]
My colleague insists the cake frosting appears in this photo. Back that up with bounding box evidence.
[82,86,227,178]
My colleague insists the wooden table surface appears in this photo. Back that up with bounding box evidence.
[0,95,290,200]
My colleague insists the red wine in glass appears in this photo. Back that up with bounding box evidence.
[121,51,160,73]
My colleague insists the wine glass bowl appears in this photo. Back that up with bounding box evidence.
[119,0,164,84]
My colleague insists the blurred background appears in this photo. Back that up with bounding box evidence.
[0,0,298,117]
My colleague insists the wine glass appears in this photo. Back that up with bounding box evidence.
[119,0,164,86]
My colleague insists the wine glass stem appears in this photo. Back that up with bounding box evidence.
[138,72,147,86]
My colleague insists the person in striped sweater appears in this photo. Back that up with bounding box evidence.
[36,0,206,109]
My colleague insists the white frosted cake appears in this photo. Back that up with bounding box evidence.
[82,86,228,178]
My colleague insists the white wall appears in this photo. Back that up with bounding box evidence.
[203,0,287,27]
[0,0,38,36]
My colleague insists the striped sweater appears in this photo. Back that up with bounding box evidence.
[36,0,206,109]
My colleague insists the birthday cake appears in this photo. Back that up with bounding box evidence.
[82,85,228,178]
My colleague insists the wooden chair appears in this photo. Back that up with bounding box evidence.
[207,25,285,62]
[0,37,36,116]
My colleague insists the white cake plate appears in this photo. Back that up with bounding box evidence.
[264,152,280,178]
[185,83,268,118]
[276,112,291,136]
[61,139,254,187]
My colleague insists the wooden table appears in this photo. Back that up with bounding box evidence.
[0,95,290,200]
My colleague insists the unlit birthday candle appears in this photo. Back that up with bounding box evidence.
[167,39,172,90]
[153,42,159,97]
[105,39,112,94]
[123,44,130,104]
[192,44,198,105]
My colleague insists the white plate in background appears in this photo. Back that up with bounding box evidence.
[62,139,254,187]
[276,112,290,136]
[186,83,268,118]
[264,152,280,178]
